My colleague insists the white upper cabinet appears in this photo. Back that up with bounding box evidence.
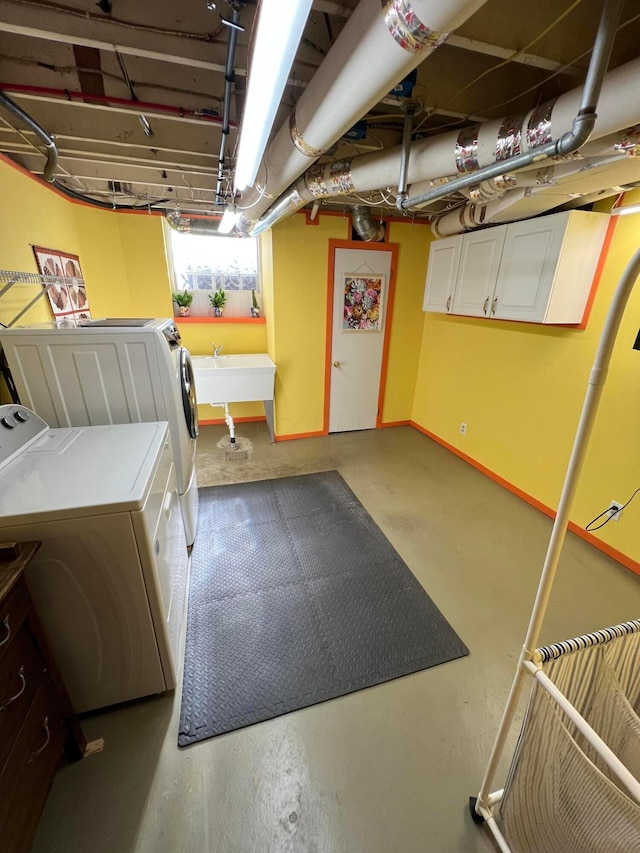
[493,211,608,323]
[452,227,506,317]
[423,210,609,325]
[422,235,461,313]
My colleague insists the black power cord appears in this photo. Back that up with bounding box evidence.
[585,487,640,532]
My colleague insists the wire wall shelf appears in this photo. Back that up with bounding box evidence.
[0,269,86,328]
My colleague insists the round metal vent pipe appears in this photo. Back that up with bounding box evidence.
[351,205,386,242]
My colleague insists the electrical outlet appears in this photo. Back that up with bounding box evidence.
[608,500,624,521]
[459,422,467,435]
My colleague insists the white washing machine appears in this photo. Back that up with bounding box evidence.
[0,404,188,713]
[0,318,198,545]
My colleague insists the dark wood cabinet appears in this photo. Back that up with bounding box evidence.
[0,541,85,853]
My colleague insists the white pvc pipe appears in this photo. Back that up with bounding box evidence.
[476,246,640,813]
[0,22,244,76]
[238,0,489,221]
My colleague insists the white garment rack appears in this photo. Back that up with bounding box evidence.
[471,246,640,851]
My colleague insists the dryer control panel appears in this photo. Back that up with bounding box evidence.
[0,405,49,471]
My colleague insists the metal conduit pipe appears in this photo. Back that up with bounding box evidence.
[215,4,242,206]
[396,100,417,209]
[0,90,57,182]
[237,0,490,232]
[0,89,169,210]
[401,0,624,212]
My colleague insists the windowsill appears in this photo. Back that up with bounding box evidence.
[175,316,266,324]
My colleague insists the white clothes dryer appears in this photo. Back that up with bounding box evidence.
[0,318,199,545]
[0,404,188,713]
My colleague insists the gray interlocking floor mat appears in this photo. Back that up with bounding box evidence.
[178,471,469,745]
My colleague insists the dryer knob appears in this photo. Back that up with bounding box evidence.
[14,410,29,423]
[1,416,16,429]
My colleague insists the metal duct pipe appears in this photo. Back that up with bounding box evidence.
[402,0,623,210]
[165,213,221,235]
[237,0,490,231]
[249,53,640,236]
[352,205,386,242]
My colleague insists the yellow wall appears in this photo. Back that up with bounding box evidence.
[384,220,431,423]
[270,213,349,436]
[412,191,640,565]
[3,155,638,567]
[0,158,81,326]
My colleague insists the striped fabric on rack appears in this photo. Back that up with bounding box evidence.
[500,628,640,852]
[537,619,640,663]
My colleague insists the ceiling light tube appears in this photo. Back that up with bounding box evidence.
[218,207,239,233]
[233,0,312,193]
[611,202,640,216]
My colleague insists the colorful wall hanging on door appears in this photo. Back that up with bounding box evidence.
[342,274,384,331]
[32,245,91,326]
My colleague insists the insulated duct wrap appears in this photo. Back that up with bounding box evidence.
[240,0,490,230]
[383,0,449,53]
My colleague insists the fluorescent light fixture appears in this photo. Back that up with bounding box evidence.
[233,0,313,192]
[218,207,239,234]
[611,202,640,216]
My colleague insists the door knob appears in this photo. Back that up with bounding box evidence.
[333,361,341,367]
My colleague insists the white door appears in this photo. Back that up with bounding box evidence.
[329,247,393,433]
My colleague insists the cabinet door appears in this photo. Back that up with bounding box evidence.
[492,214,568,322]
[423,236,462,313]
[452,227,506,317]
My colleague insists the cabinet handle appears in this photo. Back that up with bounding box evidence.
[446,295,451,312]
[29,716,51,763]
[483,297,489,314]
[1,665,26,710]
[0,615,10,646]
[491,297,498,315]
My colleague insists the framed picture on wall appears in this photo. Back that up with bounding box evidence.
[32,245,91,326]
[342,273,384,331]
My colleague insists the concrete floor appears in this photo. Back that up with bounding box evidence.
[34,423,640,853]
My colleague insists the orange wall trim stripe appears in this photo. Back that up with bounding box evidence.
[0,152,165,216]
[381,420,411,428]
[275,429,327,442]
[198,416,266,426]
[410,421,640,576]
[176,317,266,325]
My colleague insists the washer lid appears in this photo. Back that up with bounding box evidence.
[0,421,169,524]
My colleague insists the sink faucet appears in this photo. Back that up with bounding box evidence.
[212,343,224,357]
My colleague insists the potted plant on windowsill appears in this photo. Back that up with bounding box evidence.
[250,289,261,318]
[209,288,226,317]
[173,290,193,317]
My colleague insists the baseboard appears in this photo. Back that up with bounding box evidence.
[409,421,640,577]
[274,429,327,442]
[380,420,411,428]
[198,416,266,426]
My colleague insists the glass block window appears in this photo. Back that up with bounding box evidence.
[168,229,259,293]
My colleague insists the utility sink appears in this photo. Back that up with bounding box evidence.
[192,353,276,440]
